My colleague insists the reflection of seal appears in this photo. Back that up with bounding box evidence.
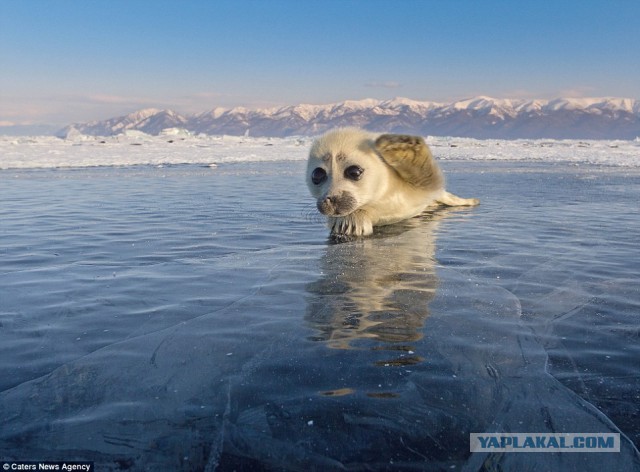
[305,213,445,356]
[306,128,479,240]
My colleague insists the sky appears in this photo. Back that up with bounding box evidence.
[1,0,639,128]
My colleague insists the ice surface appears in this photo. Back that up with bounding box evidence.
[1,160,639,470]
[0,133,638,170]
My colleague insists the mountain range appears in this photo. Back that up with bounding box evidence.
[59,96,640,140]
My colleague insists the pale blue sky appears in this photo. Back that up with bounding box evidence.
[1,0,639,126]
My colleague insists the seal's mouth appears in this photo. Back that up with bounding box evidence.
[317,191,358,216]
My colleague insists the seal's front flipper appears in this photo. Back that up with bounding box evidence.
[374,134,444,191]
[436,191,479,207]
[329,210,374,241]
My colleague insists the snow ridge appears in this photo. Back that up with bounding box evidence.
[59,96,640,140]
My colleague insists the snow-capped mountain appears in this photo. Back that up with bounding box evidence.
[58,96,640,140]
[61,108,188,137]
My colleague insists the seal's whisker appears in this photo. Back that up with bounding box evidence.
[301,204,324,224]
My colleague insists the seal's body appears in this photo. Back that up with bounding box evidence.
[306,128,478,239]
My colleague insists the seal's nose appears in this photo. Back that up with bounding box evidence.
[317,196,335,215]
[317,191,357,216]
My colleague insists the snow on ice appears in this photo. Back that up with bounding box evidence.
[0,132,638,170]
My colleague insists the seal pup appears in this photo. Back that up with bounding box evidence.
[306,128,479,240]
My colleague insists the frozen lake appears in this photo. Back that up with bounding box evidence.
[1,138,640,470]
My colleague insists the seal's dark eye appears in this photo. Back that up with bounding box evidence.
[344,165,364,181]
[311,167,327,185]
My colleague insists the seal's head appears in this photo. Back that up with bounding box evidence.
[307,128,388,217]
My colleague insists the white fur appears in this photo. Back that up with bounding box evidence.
[307,128,478,239]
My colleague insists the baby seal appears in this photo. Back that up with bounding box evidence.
[307,127,479,240]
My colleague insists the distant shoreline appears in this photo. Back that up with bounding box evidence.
[1,133,638,171]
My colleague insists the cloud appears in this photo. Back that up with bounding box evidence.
[478,87,602,101]
[557,86,598,98]
[364,81,402,89]
[183,92,224,100]
[500,89,542,100]
[83,94,151,105]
